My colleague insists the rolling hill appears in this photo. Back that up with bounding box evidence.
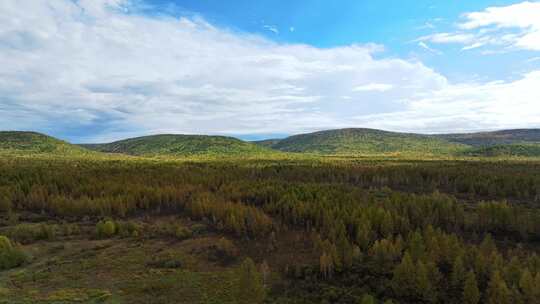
[82,134,276,157]
[436,129,540,147]
[260,128,468,155]
[462,143,540,157]
[0,131,90,155]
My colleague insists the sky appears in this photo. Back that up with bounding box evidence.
[1,0,540,143]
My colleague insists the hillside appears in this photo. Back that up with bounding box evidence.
[437,129,540,147]
[82,134,276,157]
[462,143,540,157]
[264,128,468,155]
[0,131,90,155]
[252,138,283,148]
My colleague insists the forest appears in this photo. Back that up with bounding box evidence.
[1,155,540,303]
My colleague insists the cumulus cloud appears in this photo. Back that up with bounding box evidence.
[0,0,539,142]
[353,71,540,133]
[419,1,540,51]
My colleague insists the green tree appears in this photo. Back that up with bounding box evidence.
[463,271,481,304]
[237,258,265,304]
[408,231,426,262]
[415,261,436,303]
[392,252,415,299]
[451,256,466,293]
[360,294,376,304]
[519,269,535,303]
[486,270,511,304]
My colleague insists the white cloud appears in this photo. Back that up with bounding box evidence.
[263,25,279,34]
[419,33,476,44]
[353,71,540,133]
[289,27,295,32]
[422,1,540,51]
[0,0,539,142]
[352,83,394,92]
[418,41,442,54]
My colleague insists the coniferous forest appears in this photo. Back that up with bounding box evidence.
[1,150,540,303]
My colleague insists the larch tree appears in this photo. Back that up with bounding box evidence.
[463,271,481,304]
[237,258,265,304]
[486,270,511,304]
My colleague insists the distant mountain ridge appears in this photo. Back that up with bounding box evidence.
[2,128,540,158]
[81,134,275,156]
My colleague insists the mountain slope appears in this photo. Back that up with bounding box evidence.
[462,143,540,157]
[266,128,468,155]
[437,129,540,147]
[0,131,90,155]
[82,134,276,157]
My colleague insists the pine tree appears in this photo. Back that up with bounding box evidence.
[463,271,480,304]
[392,252,415,299]
[415,261,436,303]
[486,270,511,304]
[356,221,372,250]
[518,269,535,303]
[532,272,540,304]
[451,255,466,293]
[408,231,425,262]
[237,258,265,304]
[480,234,497,257]
[504,256,522,287]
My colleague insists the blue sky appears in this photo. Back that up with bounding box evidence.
[137,0,539,81]
[1,0,540,142]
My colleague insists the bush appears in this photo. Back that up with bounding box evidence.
[148,222,193,240]
[96,220,116,238]
[0,235,28,270]
[147,252,183,269]
[4,223,58,244]
[174,226,192,240]
[116,220,141,238]
[208,238,239,263]
[190,223,208,235]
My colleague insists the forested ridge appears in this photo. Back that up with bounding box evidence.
[1,156,540,303]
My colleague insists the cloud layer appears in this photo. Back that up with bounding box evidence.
[420,1,540,51]
[0,0,539,142]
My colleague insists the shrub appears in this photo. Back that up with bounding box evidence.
[96,220,116,238]
[0,235,28,270]
[147,252,183,269]
[174,226,192,240]
[190,223,208,235]
[4,223,58,244]
[117,220,141,238]
[209,238,239,263]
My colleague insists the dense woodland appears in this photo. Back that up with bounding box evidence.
[1,156,540,303]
